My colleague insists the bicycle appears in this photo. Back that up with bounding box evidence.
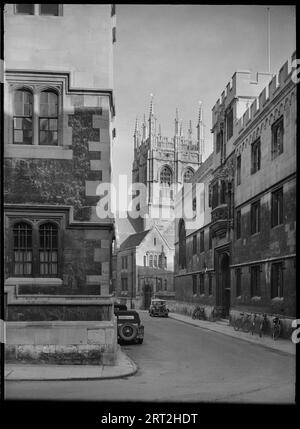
[233,312,252,332]
[259,313,269,338]
[271,315,281,340]
[210,307,222,322]
[250,313,258,335]
[192,305,205,320]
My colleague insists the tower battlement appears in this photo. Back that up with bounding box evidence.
[236,52,296,136]
[212,51,296,130]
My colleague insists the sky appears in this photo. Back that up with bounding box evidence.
[112,5,296,189]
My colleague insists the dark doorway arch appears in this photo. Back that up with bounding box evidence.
[143,282,153,309]
[178,218,187,269]
[219,252,231,317]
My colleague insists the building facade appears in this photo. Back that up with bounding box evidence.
[174,54,296,335]
[231,54,296,323]
[114,98,206,306]
[116,227,174,309]
[4,4,116,298]
[174,154,214,315]
[131,97,205,234]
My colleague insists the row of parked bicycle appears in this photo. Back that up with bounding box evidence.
[191,305,284,340]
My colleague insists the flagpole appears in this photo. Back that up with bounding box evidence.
[267,7,271,73]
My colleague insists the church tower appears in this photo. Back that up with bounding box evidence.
[131,95,205,238]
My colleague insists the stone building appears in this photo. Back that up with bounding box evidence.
[114,98,205,307]
[174,154,214,314]
[4,4,116,299]
[174,54,296,334]
[116,226,174,309]
[231,54,296,323]
[131,96,205,234]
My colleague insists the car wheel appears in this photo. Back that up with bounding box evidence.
[118,324,138,341]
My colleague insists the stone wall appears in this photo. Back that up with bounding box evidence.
[6,319,117,365]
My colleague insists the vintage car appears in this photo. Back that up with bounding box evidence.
[149,299,169,317]
[116,310,144,344]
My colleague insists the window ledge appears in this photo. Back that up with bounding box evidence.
[5,277,63,286]
[5,145,73,160]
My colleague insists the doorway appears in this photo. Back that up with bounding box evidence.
[143,283,152,309]
[218,252,231,317]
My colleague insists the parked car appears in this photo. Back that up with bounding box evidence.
[114,303,128,315]
[149,299,169,317]
[116,310,144,344]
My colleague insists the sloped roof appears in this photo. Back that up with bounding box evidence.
[119,229,150,251]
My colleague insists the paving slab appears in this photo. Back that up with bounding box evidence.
[168,312,296,355]
[5,347,137,381]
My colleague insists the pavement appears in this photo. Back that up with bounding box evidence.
[5,311,295,383]
[5,346,137,381]
[167,312,296,355]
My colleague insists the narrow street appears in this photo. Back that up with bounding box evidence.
[5,312,295,403]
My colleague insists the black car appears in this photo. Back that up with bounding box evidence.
[116,310,144,344]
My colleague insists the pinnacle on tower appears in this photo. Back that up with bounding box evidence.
[174,108,179,136]
[158,123,162,137]
[149,93,154,119]
[197,101,205,158]
[134,116,140,149]
[179,119,183,137]
[142,113,147,140]
[148,93,155,142]
[188,119,193,141]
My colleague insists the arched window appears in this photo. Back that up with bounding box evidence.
[160,166,172,186]
[39,90,58,145]
[183,168,194,183]
[13,89,33,145]
[158,254,162,268]
[220,181,226,204]
[39,223,58,276]
[178,219,187,269]
[13,222,33,275]
[149,254,153,267]
[154,255,158,267]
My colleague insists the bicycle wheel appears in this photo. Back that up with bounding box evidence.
[234,319,242,331]
[242,319,251,333]
[272,325,281,340]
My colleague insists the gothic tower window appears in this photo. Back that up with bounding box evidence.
[160,166,173,199]
[160,166,173,186]
[183,168,194,183]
